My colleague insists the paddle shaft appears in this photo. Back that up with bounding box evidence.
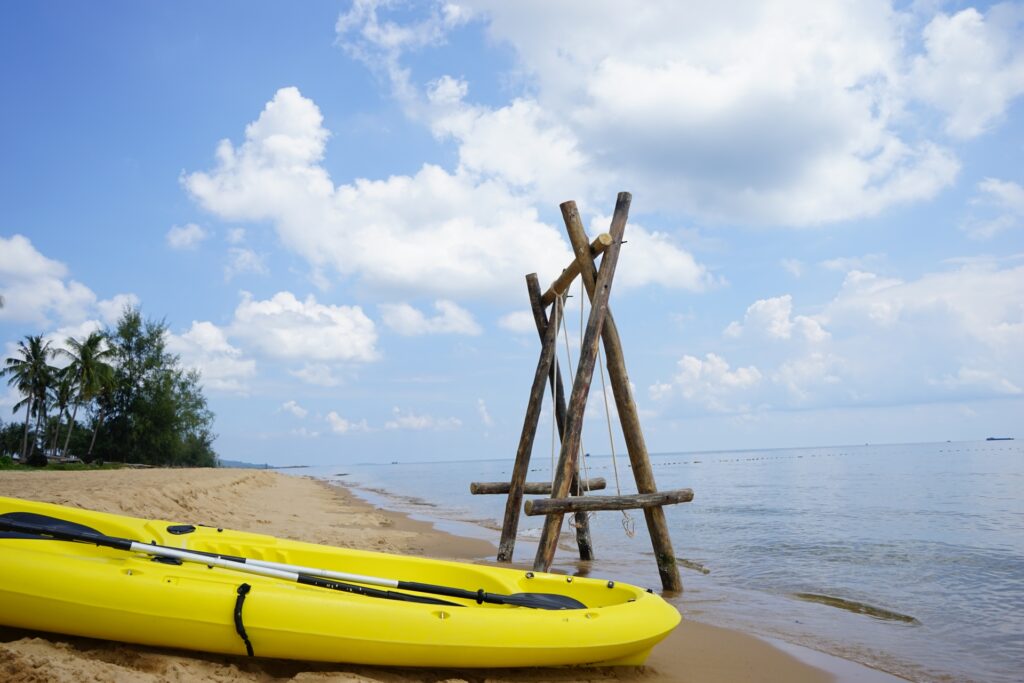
[244,558,578,608]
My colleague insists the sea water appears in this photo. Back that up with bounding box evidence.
[303,441,1024,683]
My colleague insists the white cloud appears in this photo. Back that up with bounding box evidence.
[166,321,256,393]
[326,411,369,434]
[725,295,829,343]
[333,1,998,226]
[0,234,135,326]
[935,367,1021,395]
[41,320,106,365]
[380,299,482,335]
[225,247,268,280]
[230,291,378,362]
[595,219,717,292]
[773,352,844,401]
[95,293,141,325]
[226,228,247,244]
[384,407,462,430]
[648,381,673,401]
[425,77,595,206]
[166,223,209,250]
[497,310,536,334]
[280,400,309,419]
[909,5,1024,138]
[184,87,583,301]
[822,264,1024,350]
[668,352,763,412]
[963,177,1024,239]
[289,363,345,387]
[477,397,494,427]
[657,259,1024,413]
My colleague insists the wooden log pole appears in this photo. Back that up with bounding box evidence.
[561,197,683,592]
[532,192,630,574]
[470,478,607,495]
[527,275,593,561]
[540,233,613,307]
[495,287,562,563]
[525,488,694,515]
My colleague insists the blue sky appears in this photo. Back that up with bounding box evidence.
[2,1,1022,465]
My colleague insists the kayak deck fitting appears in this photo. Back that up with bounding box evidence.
[0,496,680,667]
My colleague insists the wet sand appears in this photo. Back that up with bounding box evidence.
[0,468,855,682]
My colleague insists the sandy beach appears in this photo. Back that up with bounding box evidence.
[0,468,851,683]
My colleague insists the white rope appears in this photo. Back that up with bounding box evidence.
[549,294,561,488]
[581,276,635,538]
[576,279,593,494]
[560,293,591,498]
[597,342,636,538]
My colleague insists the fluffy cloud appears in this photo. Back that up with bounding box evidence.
[0,234,136,326]
[280,400,309,419]
[659,352,763,412]
[380,300,482,335]
[166,321,256,393]
[497,310,536,334]
[165,223,209,250]
[225,248,268,280]
[910,5,1024,138]
[230,291,378,362]
[384,407,462,430]
[724,295,829,343]
[326,411,369,434]
[331,1,1018,226]
[594,218,717,292]
[658,259,1024,413]
[95,293,141,325]
[184,87,577,300]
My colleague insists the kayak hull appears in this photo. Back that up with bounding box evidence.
[0,496,680,667]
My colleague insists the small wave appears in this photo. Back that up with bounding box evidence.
[794,593,920,624]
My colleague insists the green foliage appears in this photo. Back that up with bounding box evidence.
[2,307,218,468]
[92,308,218,467]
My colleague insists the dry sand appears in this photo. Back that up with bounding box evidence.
[0,468,840,683]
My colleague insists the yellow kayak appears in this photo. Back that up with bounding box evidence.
[0,496,680,667]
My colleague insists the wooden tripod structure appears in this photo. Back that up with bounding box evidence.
[471,192,692,592]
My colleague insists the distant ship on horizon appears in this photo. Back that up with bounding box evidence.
[985,436,1015,441]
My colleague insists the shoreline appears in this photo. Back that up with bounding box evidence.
[0,468,900,682]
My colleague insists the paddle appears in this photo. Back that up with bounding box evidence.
[0,513,456,607]
[0,513,587,610]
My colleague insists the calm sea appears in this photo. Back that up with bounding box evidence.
[302,440,1024,683]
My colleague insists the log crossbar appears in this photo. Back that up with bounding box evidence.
[471,478,606,495]
[525,489,693,516]
[540,233,613,306]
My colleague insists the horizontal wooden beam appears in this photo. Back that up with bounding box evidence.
[470,478,607,495]
[540,233,613,306]
[524,488,693,516]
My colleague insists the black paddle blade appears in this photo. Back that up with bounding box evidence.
[0,512,103,539]
[499,593,587,610]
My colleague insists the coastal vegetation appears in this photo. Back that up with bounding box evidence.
[1,307,217,467]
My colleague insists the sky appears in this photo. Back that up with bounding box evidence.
[1,1,1022,466]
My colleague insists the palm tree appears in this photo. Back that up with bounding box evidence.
[59,331,115,459]
[87,375,116,460]
[47,368,75,457]
[1,335,55,464]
